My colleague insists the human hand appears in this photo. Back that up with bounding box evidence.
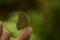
[0,22,33,40]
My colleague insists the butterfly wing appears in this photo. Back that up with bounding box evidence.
[17,12,29,30]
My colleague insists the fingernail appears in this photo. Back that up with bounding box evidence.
[28,27,33,35]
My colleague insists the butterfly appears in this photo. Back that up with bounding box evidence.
[17,12,29,30]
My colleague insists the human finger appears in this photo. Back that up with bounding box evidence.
[17,27,33,40]
[1,29,10,40]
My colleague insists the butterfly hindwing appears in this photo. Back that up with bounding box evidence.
[17,12,29,30]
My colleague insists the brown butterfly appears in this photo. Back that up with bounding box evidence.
[17,12,29,30]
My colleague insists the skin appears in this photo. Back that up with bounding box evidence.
[0,21,33,40]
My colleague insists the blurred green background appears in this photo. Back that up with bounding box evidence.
[0,0,60,40]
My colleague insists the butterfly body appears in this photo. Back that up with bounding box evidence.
[17,12,29,30]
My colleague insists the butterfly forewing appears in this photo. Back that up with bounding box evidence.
[17,12,29,30]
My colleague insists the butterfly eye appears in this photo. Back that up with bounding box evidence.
[17,12,29,30]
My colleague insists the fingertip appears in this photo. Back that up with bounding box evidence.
[17,27,33,40]
[0,21,2,24]
[10,38,15,40]
[0,21,3,27]
[27,27,33,35]
[0,21,2,23]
